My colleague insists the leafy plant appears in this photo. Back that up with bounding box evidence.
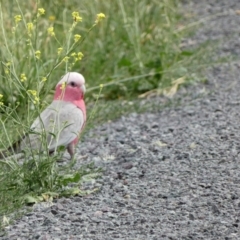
[0,0,105,228]
[0,153,101,229]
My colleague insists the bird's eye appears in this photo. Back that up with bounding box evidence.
[69,81,76,87]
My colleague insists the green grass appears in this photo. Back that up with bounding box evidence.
[0,153,102,229]
[0,0,217,229]
[0,0,203,103]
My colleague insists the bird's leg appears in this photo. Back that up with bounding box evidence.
[67,143,75,159]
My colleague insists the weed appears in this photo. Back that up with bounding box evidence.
[0,1,105,228]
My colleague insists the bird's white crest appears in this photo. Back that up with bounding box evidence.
[57,72,85,86]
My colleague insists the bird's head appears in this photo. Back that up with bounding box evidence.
[54,72,86,101]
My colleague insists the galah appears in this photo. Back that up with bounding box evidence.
[1,72,86,159]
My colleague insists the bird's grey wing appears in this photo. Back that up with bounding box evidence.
[46,101,84,151]
[21,101,84,153]
[20,102,57,151]
[22,101,84,153]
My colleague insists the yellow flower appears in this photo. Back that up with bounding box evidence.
[27,90,37,96]
[72,11,82,22]
[99,84,103,89]
[35,50,41,59]
[0,94,3,105]
[60,82,66,90]
[37,8,45,17]
[20,73,27,82]
[74,34,81,43]
[27,22,34,35]
[4,62,10,74]
[49,15,55,22]
[72,52,84,62]
[28,90,39,104]
[63,56,70,62]
[95,13,105,24]
[42,77,47,82]
[33,96,39,104]
[76,52,84,61]
[47,27,55,37]
[58,47,63,55]
[14,15,22,24]
[6,61,11,67]
[27,22,33,30]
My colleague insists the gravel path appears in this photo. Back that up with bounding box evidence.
[2,0,240,239]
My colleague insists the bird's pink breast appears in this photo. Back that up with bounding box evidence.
[54,85,86,146]
[73,99,86,121]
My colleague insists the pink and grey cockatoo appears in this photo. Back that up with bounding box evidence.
[1,72,86,159]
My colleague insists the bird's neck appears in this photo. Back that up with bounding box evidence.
[54,85,86,119]
[73,99,86,120]
[54,85,83,100]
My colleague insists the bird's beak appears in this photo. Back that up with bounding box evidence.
[81,84,86,94]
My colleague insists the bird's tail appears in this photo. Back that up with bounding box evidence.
[0,138,22,159]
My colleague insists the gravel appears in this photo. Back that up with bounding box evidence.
[2,0,240,239]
